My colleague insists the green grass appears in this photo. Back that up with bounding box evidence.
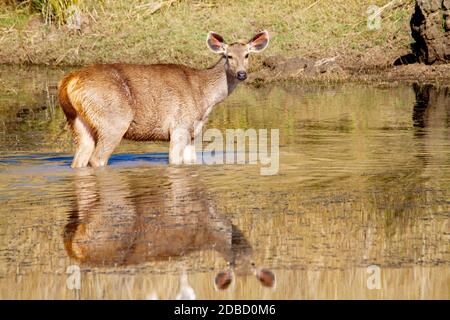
[0,0,415,68]
[2,0,84,25]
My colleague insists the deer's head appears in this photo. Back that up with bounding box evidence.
[207,30,270,81]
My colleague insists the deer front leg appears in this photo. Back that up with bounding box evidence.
[183,141,197,164]
[169,127,190,165]
[182,120,205,165]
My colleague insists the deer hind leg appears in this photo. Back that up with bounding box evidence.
[89,116,132,168]
[71,117,96,168]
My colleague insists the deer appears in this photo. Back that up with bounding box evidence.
[63,166,275,293]
[58,31,270,168]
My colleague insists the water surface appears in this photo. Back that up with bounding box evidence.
[0,65,449,299]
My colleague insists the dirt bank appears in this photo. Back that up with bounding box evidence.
[246,54,450,85]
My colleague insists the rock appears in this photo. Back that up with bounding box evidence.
[410,0,450,64]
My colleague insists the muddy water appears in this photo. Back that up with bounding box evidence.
[0,65,449,299]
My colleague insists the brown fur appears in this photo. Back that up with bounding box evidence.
[58,73,77,122]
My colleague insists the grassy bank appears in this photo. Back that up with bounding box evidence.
[0,0,416,71]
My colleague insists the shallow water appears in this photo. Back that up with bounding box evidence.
[0,66,449,299]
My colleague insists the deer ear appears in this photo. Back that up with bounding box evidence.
[248,30,269,53]
[256,268,275,288]
[207,32,227,54]
[214,270,233,290]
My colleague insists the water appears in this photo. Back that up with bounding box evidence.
[0,65,449,299]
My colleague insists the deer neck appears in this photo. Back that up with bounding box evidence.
[201,56,240,109]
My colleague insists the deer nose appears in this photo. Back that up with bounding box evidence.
[236,71,247,81]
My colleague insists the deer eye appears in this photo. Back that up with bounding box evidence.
[245,54,249,59]
[227,55,233,59]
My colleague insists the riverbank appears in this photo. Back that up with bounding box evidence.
[0,0,448,84]
[250,56,450,85]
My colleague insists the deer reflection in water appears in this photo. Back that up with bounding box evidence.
[63,166,275,294]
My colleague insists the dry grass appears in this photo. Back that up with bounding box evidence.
[0,0,415,68]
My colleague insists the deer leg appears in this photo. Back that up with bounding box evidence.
[89,119,131,167]
[169,127,190,165]
[71,117,96,168]
[182,140,197,164]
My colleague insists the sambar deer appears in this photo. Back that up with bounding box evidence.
[58,31,270,168]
